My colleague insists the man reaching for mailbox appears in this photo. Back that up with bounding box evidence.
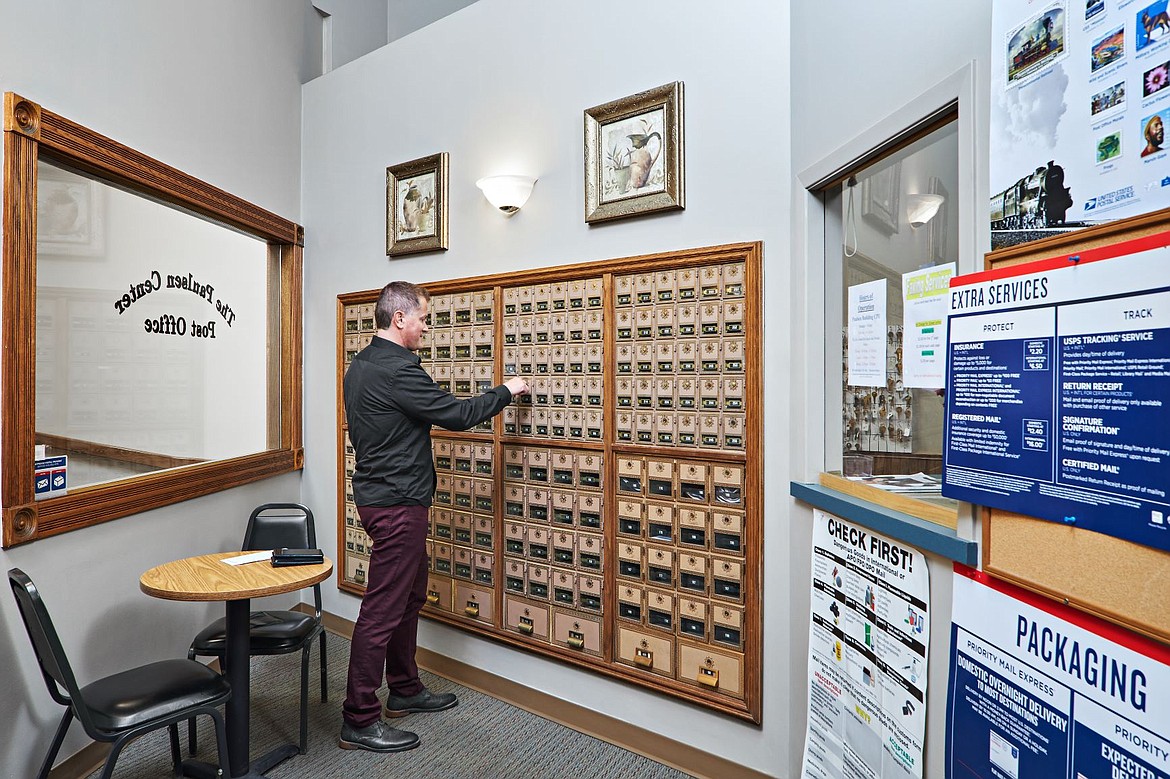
[340,280,529,753]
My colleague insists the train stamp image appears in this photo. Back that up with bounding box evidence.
[990,161,1073,230]
[1091,26,1126,73]
[1007,5,1067,85]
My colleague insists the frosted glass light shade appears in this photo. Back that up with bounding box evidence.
[476,175,535,215]
[906,194,944,228]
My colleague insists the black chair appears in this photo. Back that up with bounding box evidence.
[187,502,327,755]
[8,568,231,779]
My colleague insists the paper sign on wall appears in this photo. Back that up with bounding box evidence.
[902,263,955,388]
[848,279,888,388]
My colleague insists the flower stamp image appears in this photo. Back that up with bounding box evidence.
[1143,60,1170,98]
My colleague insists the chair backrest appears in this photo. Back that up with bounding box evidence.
[8,568,101,734]
[242,503,322,613]
[243,502,316,552]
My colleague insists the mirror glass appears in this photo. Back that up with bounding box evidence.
[35,159,276,491]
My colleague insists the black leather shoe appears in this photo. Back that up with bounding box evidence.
[383,687,459,718]
[338,720,420,752]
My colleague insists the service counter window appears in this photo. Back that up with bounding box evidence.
[821,118,960,525]
[2,94,303,546]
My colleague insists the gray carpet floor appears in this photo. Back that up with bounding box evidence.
[84,632,693,778]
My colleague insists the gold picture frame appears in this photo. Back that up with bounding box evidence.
[386,152,449,257]
[584,81,684,224]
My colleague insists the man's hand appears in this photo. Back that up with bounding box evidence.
[504,376,530,397]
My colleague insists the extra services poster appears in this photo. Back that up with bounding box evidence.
[991,0,1170,247]
[801,511,930,779]
[947,565,1170,779]
[942,234,1170,553]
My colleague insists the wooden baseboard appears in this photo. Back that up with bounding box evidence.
[314,606,770,779]
[47,741,109,779]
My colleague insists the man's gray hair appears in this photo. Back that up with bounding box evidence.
[375,281,430,329]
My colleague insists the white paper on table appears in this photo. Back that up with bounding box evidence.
[847,278,887,387]
[222,550,273,566]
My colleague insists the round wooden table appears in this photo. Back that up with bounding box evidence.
[141,552,332,779]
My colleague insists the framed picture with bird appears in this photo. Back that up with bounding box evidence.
[584,81,684,224]
[386,152,449,257]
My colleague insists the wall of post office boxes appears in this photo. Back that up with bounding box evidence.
[336,242,762,721]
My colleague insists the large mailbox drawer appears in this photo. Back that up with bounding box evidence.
[617,627,674,678]
[552,609,603,657]
[504,596,550,641]
[425,575,453,613]
[678,642,744,698]
[454,582,494,625]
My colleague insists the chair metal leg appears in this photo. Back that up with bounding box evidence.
[168,723,182,775]
[207,708,231,777]
[36,708,73,779]
[300,644,310,753]
[318,630,328,701]
[186,647,199,756]
[100,734,130,779]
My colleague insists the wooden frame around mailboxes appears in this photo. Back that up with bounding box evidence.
[336,241,762,722]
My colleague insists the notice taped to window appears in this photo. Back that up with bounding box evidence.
[801,510,930,779]
[947,566,1170,779]
[942,236,1170,552]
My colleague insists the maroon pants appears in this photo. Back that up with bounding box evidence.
[343,504,430,727]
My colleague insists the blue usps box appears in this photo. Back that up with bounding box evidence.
[34,455,68,499]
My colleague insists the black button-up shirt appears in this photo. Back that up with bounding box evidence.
[344,337,511,506]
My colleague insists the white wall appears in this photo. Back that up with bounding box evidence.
[0,2,317,775]
[302,0,791,773]
[313,0,389,72]
[788,3,993,778]
[386,0,478,44]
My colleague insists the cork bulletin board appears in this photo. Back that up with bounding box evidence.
[979,209,1170,645]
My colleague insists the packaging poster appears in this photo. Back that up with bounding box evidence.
[947,565,1170,779]
[990,0,1170,248]
[902,263,956,389]
[848,279,889,388]
[801,510,930,779]
[942,235,1170,552]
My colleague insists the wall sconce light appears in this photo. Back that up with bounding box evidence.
[905,193,945,229]
[476,175,536,215]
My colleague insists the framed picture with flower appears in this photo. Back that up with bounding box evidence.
[386,152,449,257]
[583,81,684,224]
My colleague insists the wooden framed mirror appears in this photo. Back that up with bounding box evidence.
[2,93,304,546]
